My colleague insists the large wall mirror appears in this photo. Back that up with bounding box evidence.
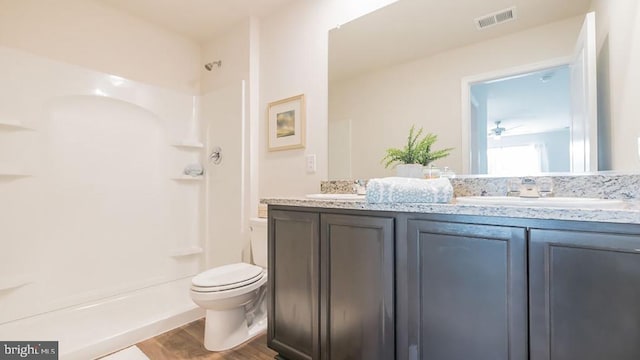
[328,0,640,179]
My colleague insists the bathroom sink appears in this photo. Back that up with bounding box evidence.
[306,193,366,200]
[455,196,626,209]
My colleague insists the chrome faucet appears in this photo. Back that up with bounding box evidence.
[519,178,539,198]
[507,177,553,198]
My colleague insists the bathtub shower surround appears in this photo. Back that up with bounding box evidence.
[0,46,205,358]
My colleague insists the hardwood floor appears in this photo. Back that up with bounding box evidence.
[136,319,277,359]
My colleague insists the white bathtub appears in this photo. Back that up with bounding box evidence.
[0,277,204,359]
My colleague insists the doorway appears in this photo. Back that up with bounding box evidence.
[470,65,571,175]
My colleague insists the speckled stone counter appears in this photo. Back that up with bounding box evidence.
[321,173,640,199]
[267,173,640,225]
[450,173,640,199]
[261,196,640,225]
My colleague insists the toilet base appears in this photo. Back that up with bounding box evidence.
[203,308,267,351]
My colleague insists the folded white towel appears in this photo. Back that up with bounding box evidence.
[366,177,453,204]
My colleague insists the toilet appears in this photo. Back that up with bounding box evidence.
[190,217,268,351]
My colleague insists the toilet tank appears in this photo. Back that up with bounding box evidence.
[250,218,268,268]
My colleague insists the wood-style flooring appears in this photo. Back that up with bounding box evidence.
[136,319,277,359]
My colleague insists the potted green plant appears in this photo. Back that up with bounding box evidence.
[382,125,453,178]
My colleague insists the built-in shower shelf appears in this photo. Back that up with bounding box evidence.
[171,141,204,149]
[171,175,203,181]
[169,247,203,258]
[0,276,33,291]
[0,120,33,131]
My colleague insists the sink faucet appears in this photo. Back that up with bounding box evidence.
[519,178,539,198]
[507,177,554,198]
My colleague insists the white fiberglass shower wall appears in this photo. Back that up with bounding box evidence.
[0,46,205,358]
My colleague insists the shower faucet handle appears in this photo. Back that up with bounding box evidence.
[209,146,222,164]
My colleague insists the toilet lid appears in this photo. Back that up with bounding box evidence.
[192,263,264,288]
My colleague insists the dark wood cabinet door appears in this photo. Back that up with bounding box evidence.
[402,220,528,360]
[320,214,395,360]
[268,210,320,360]
[529,229,640,360]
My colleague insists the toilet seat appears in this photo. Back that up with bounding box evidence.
[191,263,265,293]
[190,272,267,303]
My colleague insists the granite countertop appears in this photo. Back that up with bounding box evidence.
[260,197,640,225]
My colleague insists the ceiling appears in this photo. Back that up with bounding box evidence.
[329,0,592,83]
[99,0,296,42]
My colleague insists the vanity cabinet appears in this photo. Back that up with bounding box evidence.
[401,219,528,360]
[268,205,640,360]
[268,209,395,360]
[529,228,640,360]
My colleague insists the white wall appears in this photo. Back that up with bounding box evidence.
[201,20,251,94]
[258,0,397,197]
[329,16,583,179]
[591,0,640,171]
[202,83,247,267]
[200,21,255,265]
[0,0,201,94]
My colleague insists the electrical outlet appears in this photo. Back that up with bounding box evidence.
[306,154,316,173]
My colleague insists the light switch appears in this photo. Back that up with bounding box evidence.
[306,154,316,173]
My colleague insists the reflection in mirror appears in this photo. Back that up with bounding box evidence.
[470,65,571,175]
[328,0,640,179]
[465,11,597,175]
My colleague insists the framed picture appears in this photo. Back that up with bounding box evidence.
[267,94,305,151]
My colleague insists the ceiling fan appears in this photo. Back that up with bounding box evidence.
[489,121,506,137]
[488,120,522,138]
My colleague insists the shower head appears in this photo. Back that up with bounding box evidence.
[204,61,222,71]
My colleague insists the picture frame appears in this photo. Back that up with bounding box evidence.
[267,94,305,151]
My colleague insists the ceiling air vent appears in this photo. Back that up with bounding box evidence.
[475,6,517,30]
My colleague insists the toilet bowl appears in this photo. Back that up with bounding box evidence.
[190,218,268,351]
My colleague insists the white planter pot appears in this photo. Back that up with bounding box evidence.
[396,164,424,178]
